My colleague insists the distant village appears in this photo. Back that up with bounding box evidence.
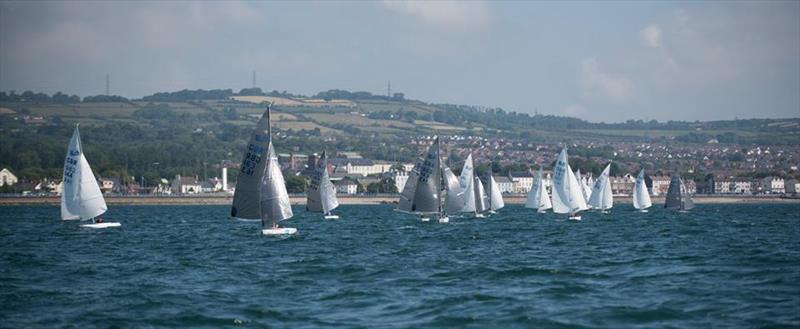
[2,133,798,197]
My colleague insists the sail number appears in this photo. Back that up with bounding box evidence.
[241,143,264,176]
[418,152,436,183]
[63,156,78,184]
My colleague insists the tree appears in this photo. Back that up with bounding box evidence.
[284,175,307,193]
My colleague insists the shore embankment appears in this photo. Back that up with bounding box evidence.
[1,195,797,206]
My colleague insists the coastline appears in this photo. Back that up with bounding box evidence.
[1,195,797,206]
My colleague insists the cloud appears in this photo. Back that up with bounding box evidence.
[639,24,661,48]
[563,103,587,117]
[579,59,634,102]
[380,1,491,30]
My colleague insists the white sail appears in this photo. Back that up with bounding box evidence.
[551,147,588,214]
[231,109,273,219]
[526,167,552,211]
[582,174,594,203]
[259,141,293,227]
[443,166,464,213]
[459,154,476,213]
[61,125,107,221]
[588,164,613,210]
[487,175,504,211]
[576,170,591,203]
[633,169,652,210]
[473,176,489,213]
[307,151,339,214]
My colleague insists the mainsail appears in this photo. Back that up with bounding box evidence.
[397,137,441,214]
[525,167,552,211]
[632,169,652,210]
[443,165,464,213]
[551,147,589,214]
[487,175,504,211]
[459,154,476,213]
[61,125,107,221]
[665,175,694,211]
[307,151,339,214]
[473,176,489,213]
[588,163,613,210]
[231,109,273,219]
[577,170,592,203]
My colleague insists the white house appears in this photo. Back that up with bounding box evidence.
[761,177,785,194]
[493,176,514,193]
[786,179,799,194]
[334,178,359,195]
[0,168,18,187]
[508,171,534,194]
[171,175,203,194]
[650,176,672,196]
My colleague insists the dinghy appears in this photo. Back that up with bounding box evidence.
[632,169,652,212]
[526,167,552,213]
[588,163,613,213]
[472,175,489,218]
[61,125,119,229]
[664,174,694,212]
[486,174,504,214]
[442,163,464,216]
[576,170,593,207]
[307,151,340,219]
[551,147,589,220]
[231,105,295,235]
[397,137,449,223]
[457,154,477,216]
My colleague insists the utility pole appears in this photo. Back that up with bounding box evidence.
[252,70,257,89]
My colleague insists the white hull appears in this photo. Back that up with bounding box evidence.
[488,210,497,214]
[324,215,339,219]
[537,209,547,214]
[438,217,449,223]
[600,210,610,214]
[420,217,431,222]
[568,215,582,221]
[638,209,649,213]
[262,227,297,235]
[474,213,486,218]
[81,222,121,229]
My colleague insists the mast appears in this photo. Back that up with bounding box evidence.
[437,137,444,217]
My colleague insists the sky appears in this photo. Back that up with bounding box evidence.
[0,0,798,122]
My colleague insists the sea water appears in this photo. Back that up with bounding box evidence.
[1,203,798,328]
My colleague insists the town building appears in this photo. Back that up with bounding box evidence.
[0,168,18,187]
[171,175,202,194]
[334,177,359,195]
[508,171,534,194]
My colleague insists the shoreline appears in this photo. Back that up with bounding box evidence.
[0,195,797,206]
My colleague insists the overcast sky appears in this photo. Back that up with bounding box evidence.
[1,1,798,122]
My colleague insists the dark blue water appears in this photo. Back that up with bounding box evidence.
[1,204,798,328]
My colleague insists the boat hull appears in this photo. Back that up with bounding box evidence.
[262,227,298,235]
[81,222,121,229]
[324,215,339,220]
[438,217,449,223]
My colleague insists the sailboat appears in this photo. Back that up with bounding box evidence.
[61,125,119,228]
[664,174,694,212]
[588,163,613,213]
[525,167,552,213]
[632,169,652,212]
[458,154,476,215]
[577,169,592,205]
[551,147,589,220]
[231,105,295,235]
[442,163,463,220]
[307,151,340,219]
[486,174,504,214]
[473,175,490,218]
[397,137,448,223]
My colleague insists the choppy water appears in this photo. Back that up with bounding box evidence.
[1,203,798,328]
